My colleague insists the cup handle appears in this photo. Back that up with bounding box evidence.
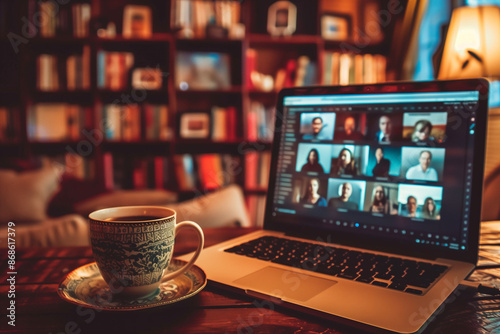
[161,221,204,282]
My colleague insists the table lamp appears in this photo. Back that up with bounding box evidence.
[438,6,500,79]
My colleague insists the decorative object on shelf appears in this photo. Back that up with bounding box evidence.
[267,1,297,37]
[206,20,228,39]
[132,68,163,90]
[250,72,274,92]
[171,0,242,39]
[91,17,117,38]
[179,112,210,139]
[122,5,152,39]
[321,12,352,41]
[229,22,245,39]
[175,52,231,90]
[438,5,500,80]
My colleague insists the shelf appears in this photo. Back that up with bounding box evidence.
[0,142,24,157]
[176,87,243,95]
[102,141,172,155]
[96,34,173,44]
[28,141,97,156]
[31,91,94,103]
[323,40,386,53]
[175,37,243,45]
[30,37,91,44]
[173,140,244,155]
[248,34,322,46]
[97,89,169,103]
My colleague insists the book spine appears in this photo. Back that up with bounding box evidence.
[97,51,105,89]
[103,152,114,190]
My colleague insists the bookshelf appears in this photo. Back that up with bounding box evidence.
[0,0,404,226]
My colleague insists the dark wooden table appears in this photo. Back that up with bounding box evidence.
[1,224,500,334]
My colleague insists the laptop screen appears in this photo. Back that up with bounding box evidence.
[266,80,488,260]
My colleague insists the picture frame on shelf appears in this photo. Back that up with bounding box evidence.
[267,1,297,37]
[321,12,352,41]
[179,113,210,139]
[122,5,152,39]
[132,68,163,90]
[175,52,231,90]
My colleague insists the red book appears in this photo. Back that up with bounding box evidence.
[247,110,258,142]
[246,49,256,90]
[226,106,237,141]
[133,160,147,189]
[144,104,154,140]
[198,154,223,190]
[154,156,164,189]
[284,59,297,88]
[245,151,258,189]
[103,152,114,190]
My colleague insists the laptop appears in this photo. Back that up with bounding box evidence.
[180,79,489,333]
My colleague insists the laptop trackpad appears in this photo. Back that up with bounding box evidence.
[233,266,337,302]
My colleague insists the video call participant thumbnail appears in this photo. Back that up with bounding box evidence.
[397,184,443,219]
[298,177,327,207]
[402,147,445,182]
[363,182,398,215]
[364,146,402,178]
[402,112,448,144]
[335,114,365,141]
[300,113,335,140]
[369,114,403,144]
[372,147,390,177]
[295,143,332,174]
[330,145,369,177]
[327,179,366,211]
[300,149,325,173]
[331,148,358,176]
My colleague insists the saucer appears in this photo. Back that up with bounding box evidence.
[58,259,207,311]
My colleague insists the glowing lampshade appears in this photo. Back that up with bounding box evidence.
[438,6,500,79]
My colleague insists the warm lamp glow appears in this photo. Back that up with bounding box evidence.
[438,6,500,79]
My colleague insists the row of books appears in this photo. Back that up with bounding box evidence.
[27,103,91,141]
[102,104,170,141]
[36,47,91,91]
[211,106,237,141]
[97,51,135,91]
[171,0,242,38]
[247,49,318,92]
[37,1,91,37]
[103,154,174,191]
[173,153,241,191]
[322,52,387,86]
[245,151,271,190]
[0,107,17,141]
[247,101,275,142]
[104,153,241,192]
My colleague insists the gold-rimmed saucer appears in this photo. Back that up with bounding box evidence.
[58,259,207,311]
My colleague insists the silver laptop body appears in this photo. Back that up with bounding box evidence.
[181,79,489,333]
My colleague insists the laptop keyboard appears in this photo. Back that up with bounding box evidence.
[224,236,448,295]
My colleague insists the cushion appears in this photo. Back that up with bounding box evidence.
[0,214,89,247]
[74,189,179,217]
[169,185,251,228]
[0,163,63,223]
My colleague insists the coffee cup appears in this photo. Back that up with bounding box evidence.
[88,206,204,298]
